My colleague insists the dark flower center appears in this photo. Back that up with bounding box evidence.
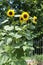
[24,14,27,18]
[35,19,37,21]
[21,18,23,20]
[9,12,12,15]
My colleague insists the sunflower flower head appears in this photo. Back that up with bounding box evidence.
[19,15,24,24]
[32,16,37,24]
[7,9,15,17]
[22,12,30,21]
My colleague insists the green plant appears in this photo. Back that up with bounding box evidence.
[34,55,43,62]
[0,0,43,65]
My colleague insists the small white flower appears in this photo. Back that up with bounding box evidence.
[4,25,14,31]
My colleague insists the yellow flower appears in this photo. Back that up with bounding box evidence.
[7,9,15,17]
[19,15,24,24]
[33,16,37,24]
[22,12,30,21]
[19,15,28,24]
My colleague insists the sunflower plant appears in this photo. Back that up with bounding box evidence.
[0,0,43,65]
[7,9,15,17]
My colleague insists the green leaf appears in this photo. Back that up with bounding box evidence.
[15,26,22,31]
[0,55,8,65]
[9,33,22,39]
